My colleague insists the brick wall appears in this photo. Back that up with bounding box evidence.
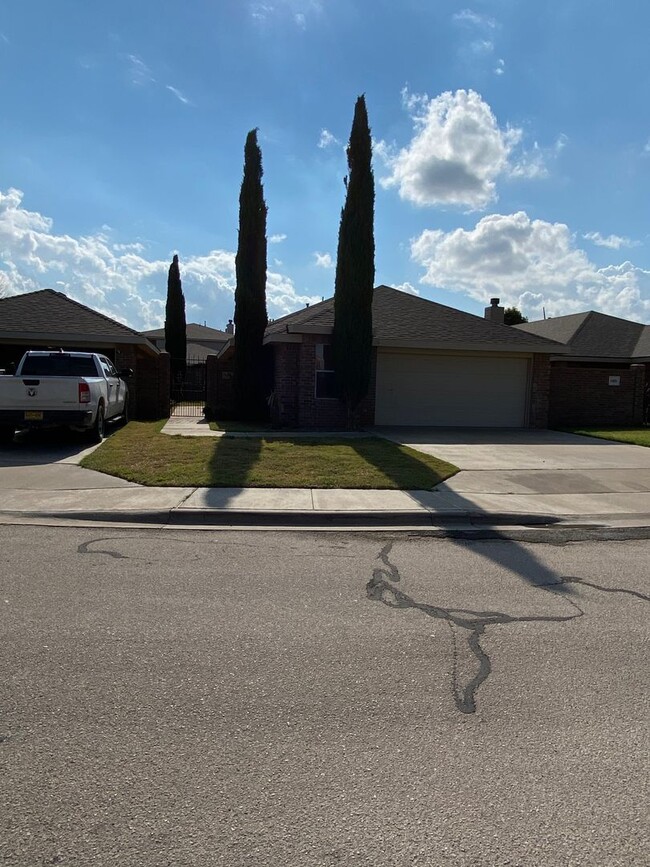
[206,354,235,418]
[529,354,551,428]
[549,363,645,426]
[273,336,376,429]
[125,349,170,420]
[273,343,301,426]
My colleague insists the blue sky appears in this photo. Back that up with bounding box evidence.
[1,0,649,331]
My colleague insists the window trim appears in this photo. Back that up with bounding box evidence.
[314,343,338,401]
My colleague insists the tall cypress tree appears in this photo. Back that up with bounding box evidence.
[164,254,187,380]
[332,95,375,427]
[234,128,268,421]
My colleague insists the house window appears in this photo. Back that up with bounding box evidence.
[315,344,338,399]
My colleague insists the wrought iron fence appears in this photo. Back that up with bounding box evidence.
[170,356,207,417]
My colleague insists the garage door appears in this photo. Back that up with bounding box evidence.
[375,352,530,426]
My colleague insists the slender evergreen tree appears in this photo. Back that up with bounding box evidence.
[233,129,269,421]
[164,254,187,379]
[332,95,375,427]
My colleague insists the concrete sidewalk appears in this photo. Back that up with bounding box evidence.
[1,473,649,529]
[1,422,650,529]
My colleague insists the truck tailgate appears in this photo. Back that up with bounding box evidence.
[0,376,85,410]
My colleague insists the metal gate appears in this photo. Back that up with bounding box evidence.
[170,357,207,417]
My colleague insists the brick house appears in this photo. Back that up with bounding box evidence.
[209,285,566,428]
[515,311,649,426]
[0,289,169,419]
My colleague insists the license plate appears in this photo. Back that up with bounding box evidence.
[24,411,43,421]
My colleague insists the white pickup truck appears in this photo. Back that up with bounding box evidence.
[0,351,131,444]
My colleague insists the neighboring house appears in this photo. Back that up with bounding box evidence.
[515,311,649,425]
[209,286,566,428]
[141,323,232,363]
[0,289,168,419]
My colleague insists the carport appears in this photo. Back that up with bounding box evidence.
[0,289,169,419]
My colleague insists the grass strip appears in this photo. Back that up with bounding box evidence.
[81,421,459,489]
[560,426,650,448]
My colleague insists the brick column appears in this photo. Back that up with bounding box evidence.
[157,352,171,419]
[631,364,646,425]
[529,354,550,428]
[274,343,300,427]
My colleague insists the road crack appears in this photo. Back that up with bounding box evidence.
[367,572,582,714]
[77,539,130,559]
[372,542,401,584]
[366,547,648,715]
[537,576,650,602]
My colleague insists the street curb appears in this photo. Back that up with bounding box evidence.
[3,508,650,529]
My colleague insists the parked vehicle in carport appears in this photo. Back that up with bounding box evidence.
[0,351,131,444]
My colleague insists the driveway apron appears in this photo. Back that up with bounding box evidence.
[375,427,650,516]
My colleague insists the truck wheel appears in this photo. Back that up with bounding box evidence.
[0,425,15,446]
[88,403,105,444]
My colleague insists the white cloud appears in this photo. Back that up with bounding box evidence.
[0,188,321,329]
[411,210,650,321]
[452,9,496,29]
[251,3,274,22]
[378,89,523,209]
[583,231,639,250]
[251,1,322,27]
[318,128,340,149]
[393,281,419,296]
[313,252,333,268]
[470,39,494,55]
[509,142,548,179]
[166,85,192,106]
[453,8,500,72]
[494,58,505,75]
[269,233,287,243]
[126,54,155,86]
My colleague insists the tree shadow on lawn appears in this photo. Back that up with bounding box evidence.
[350,438,456,490]
[207,434,263,488]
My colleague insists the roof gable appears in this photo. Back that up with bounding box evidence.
[142,323,230,341]
[266,285,565,351]
[513,312,590,345]
[0,289,149,342]
[516,310,650,358]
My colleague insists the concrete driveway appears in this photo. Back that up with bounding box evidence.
[376,427,650,511]
[0,431,134,491]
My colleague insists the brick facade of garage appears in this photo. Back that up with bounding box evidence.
[530,354,551,428]
[271,340,551,429]
[272,336,376,428]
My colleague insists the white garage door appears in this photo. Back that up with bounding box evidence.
[375,352,530,427]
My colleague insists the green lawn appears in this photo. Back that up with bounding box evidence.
[561,426,650,447]
[81,421,459,489]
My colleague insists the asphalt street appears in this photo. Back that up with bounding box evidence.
[1,526,648,866]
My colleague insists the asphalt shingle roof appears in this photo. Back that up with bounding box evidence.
[515,310,650,359]
[0,289,148,341]
[266,285,565,351]
[142,323,230,341]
